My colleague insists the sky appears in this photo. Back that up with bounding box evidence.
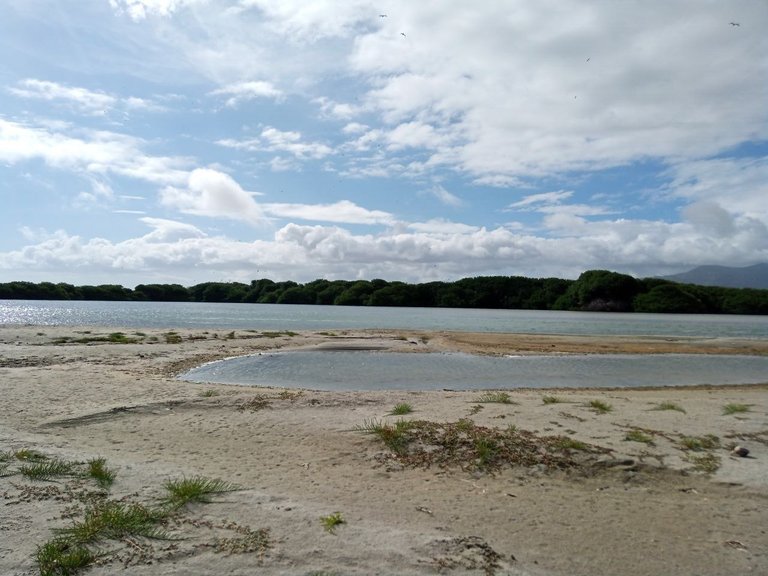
[1,0,767,288]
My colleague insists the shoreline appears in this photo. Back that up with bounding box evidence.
[1,326,767,575]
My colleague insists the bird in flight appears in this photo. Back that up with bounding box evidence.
[401,32,406,37]
[379,14,387,18]
[730,21,740,26]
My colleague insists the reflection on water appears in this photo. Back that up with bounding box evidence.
[180,350,768,391]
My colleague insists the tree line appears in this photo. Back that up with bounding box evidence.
[1,270,767,314]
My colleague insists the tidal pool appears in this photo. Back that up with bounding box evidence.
[180,350,768,391]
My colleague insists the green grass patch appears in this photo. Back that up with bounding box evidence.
[162,476,240,509]
[389,402,414,415]
[686,452,721,473]
[355,418,609,472]
[680,434,720,451]
[320,512,345,534]
[14,448,48,462]
[56,500,168,544]
[198,389,220,398]
[588,399,613,414]
[475,391,516,404]
[36,538,94,576]
[624,430,655,445]
[651,402,686,414]
[542,395,564,405]
[19,458,77,481]
[164,332,183,344]
[723,403,751,415]
[86,457,116,489]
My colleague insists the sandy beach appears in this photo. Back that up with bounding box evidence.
[1,325,767,576]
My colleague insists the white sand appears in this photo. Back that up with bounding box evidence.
[1,326,766,576]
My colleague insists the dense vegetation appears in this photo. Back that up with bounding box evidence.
[1,270,767,314]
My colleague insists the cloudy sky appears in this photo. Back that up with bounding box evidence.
[1,0,766,287]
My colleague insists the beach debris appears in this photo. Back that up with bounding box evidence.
[731,446,750,457]
[416,506,433,515]
[724,540,747,550]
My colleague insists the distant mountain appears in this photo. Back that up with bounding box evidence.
[661,263,768,289]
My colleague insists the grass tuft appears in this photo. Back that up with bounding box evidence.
[14,448,48,462]
[56,500,168,544]
[722,403,750,415]
[651,401,686,414]
[36,538,94,576]
[624,430,655,445]
[588,399,613,414]
[86,457,116,489]
[475,391,516,404]
[542,395,564,405]
[198,389,220,398]
[680,434,720,451]
[686,452,721,473]
[389,402,414,415]
[19,458,77,481]
[162,476,240,509]
[320,512,345,534]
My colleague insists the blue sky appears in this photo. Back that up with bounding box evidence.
[1,0,766,287]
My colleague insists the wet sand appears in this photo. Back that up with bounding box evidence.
[1,326,766,575]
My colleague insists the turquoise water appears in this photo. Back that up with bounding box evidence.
[180,350,768,391]
[2,300,768,338]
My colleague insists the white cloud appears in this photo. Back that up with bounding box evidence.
[263,200,394,225]
[109,0,203,21]
[160,168,266,224]
[509,191,574,209]
[9,79,116,116]
[0,118,190,185]
[218,127,333,160]
[210,80,282,107]
[425,184,463,207]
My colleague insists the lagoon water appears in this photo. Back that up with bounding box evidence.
[2,299,768,337]
[3,299,767,390]
[181,350,768,391]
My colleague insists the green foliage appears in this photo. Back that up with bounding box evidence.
[1,270,767,314]
[475,391,515,404]
[651,402,686,413]
[19,459,77,481]
[542,395,564,404]
[320,512,345,534]
[36,538,94,576]
[389,402,414,415]
[723,403,751,415]
[588,400,613,414]
[680,435,720,451]
[86,458,116,489]
[162,476,241,509]
[624,430,655,445]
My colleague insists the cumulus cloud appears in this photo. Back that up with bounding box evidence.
[160,168,266,224]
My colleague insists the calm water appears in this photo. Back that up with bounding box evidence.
[181,350,768,391]
[2,299,768,338]
[3,299,767,390]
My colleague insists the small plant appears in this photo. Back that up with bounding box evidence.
[56,500,168,544]
[542,396,564,405]
[389,402,414,415]
[14,448,48,462]
[686,453,721,473]
[555,437,589,451]
[162,476,240,509]
[277,390,303,401]
[723,403,750,415]
[19,458,77,481]
[355,418,413,454]
[468,404,484,415]
[680,435,720,451]
[36,538,94,576]
[164,332,183,344]
[86,457,116,489]
[588,400,612,414]
[320,512,345,534]
[624,430,655,445]
[475,391,515,404]
[651,402,686,414]
[226,331,236,340]
[198,389,220,398]
[474,437,498,468]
